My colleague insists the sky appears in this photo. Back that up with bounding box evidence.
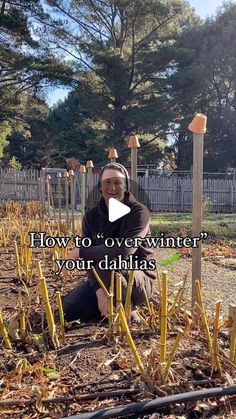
[45,0,227,107]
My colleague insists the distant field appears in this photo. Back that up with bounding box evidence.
[150,213,236,242]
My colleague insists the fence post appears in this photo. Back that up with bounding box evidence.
[230,183,234,213]
[69,170,75,235]
[40,168,46,208]
[180,184,184,211]
[80,165,86,219]
[64,172,70,224]
[45,175,51,218]
[86,160,94,211]
[57,172,62,224]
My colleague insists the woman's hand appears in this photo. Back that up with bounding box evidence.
[96,288,109,317]
[62,247,80,276]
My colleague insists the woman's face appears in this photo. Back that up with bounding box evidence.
[100,169,126,206]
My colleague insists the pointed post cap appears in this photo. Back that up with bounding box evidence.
[86,160,94,169]
[80,165,86,174]
[64,171,69,178]
[108,147,118,160]
[188,113,207,134]
[57,172,62,178]
[128,135,140,148]
[69,169,75,176]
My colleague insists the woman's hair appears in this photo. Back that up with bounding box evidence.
[98,162,130,191]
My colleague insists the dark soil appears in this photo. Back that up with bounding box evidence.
[0,242,236,419]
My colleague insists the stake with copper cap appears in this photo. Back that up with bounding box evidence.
[128,134,140,197]
[108,147,118,162]
[86,160,94,211]
[188,113,207,315]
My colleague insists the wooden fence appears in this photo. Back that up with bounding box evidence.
[0,167,235,213]
[137,176,236,212]
[0,168,40,202]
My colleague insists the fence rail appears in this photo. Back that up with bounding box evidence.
[0,167,235,213]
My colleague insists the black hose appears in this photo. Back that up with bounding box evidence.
[64,385,236,419]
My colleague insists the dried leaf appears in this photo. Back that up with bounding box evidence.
[43,367,59,380]
[117,356,126,369]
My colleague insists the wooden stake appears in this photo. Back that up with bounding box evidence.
[128,135,140,198]
[188,113,207,311]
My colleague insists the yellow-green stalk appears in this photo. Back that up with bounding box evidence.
[156,267,162,298]
[91,267,110,297]
[124,271,135,320]
[0,311,12,349]
[229,311,236,363]
[56,291,65,343]
[108,271,114,338]
[141,283,153,317]
[53,250,59,273]
[13,240,21,278]
[172,274,188,330]
[37,260,59,349]
[18,292,26,341]
[162,329,183,383]
[212,301,221,371]
[195,280,214,362]
[24,245,32,283]
[116,273,122,335]
[160,271,168,363]
[136,311,149,327]
[169,288,182,322]
[119,306,147,380]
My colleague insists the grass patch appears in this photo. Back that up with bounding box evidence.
[150,213,236,242]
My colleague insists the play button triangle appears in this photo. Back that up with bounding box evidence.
[108,198,131,222]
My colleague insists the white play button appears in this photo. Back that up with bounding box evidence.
[108,198,131,222]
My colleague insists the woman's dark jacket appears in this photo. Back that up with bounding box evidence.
[80,192,156,292]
